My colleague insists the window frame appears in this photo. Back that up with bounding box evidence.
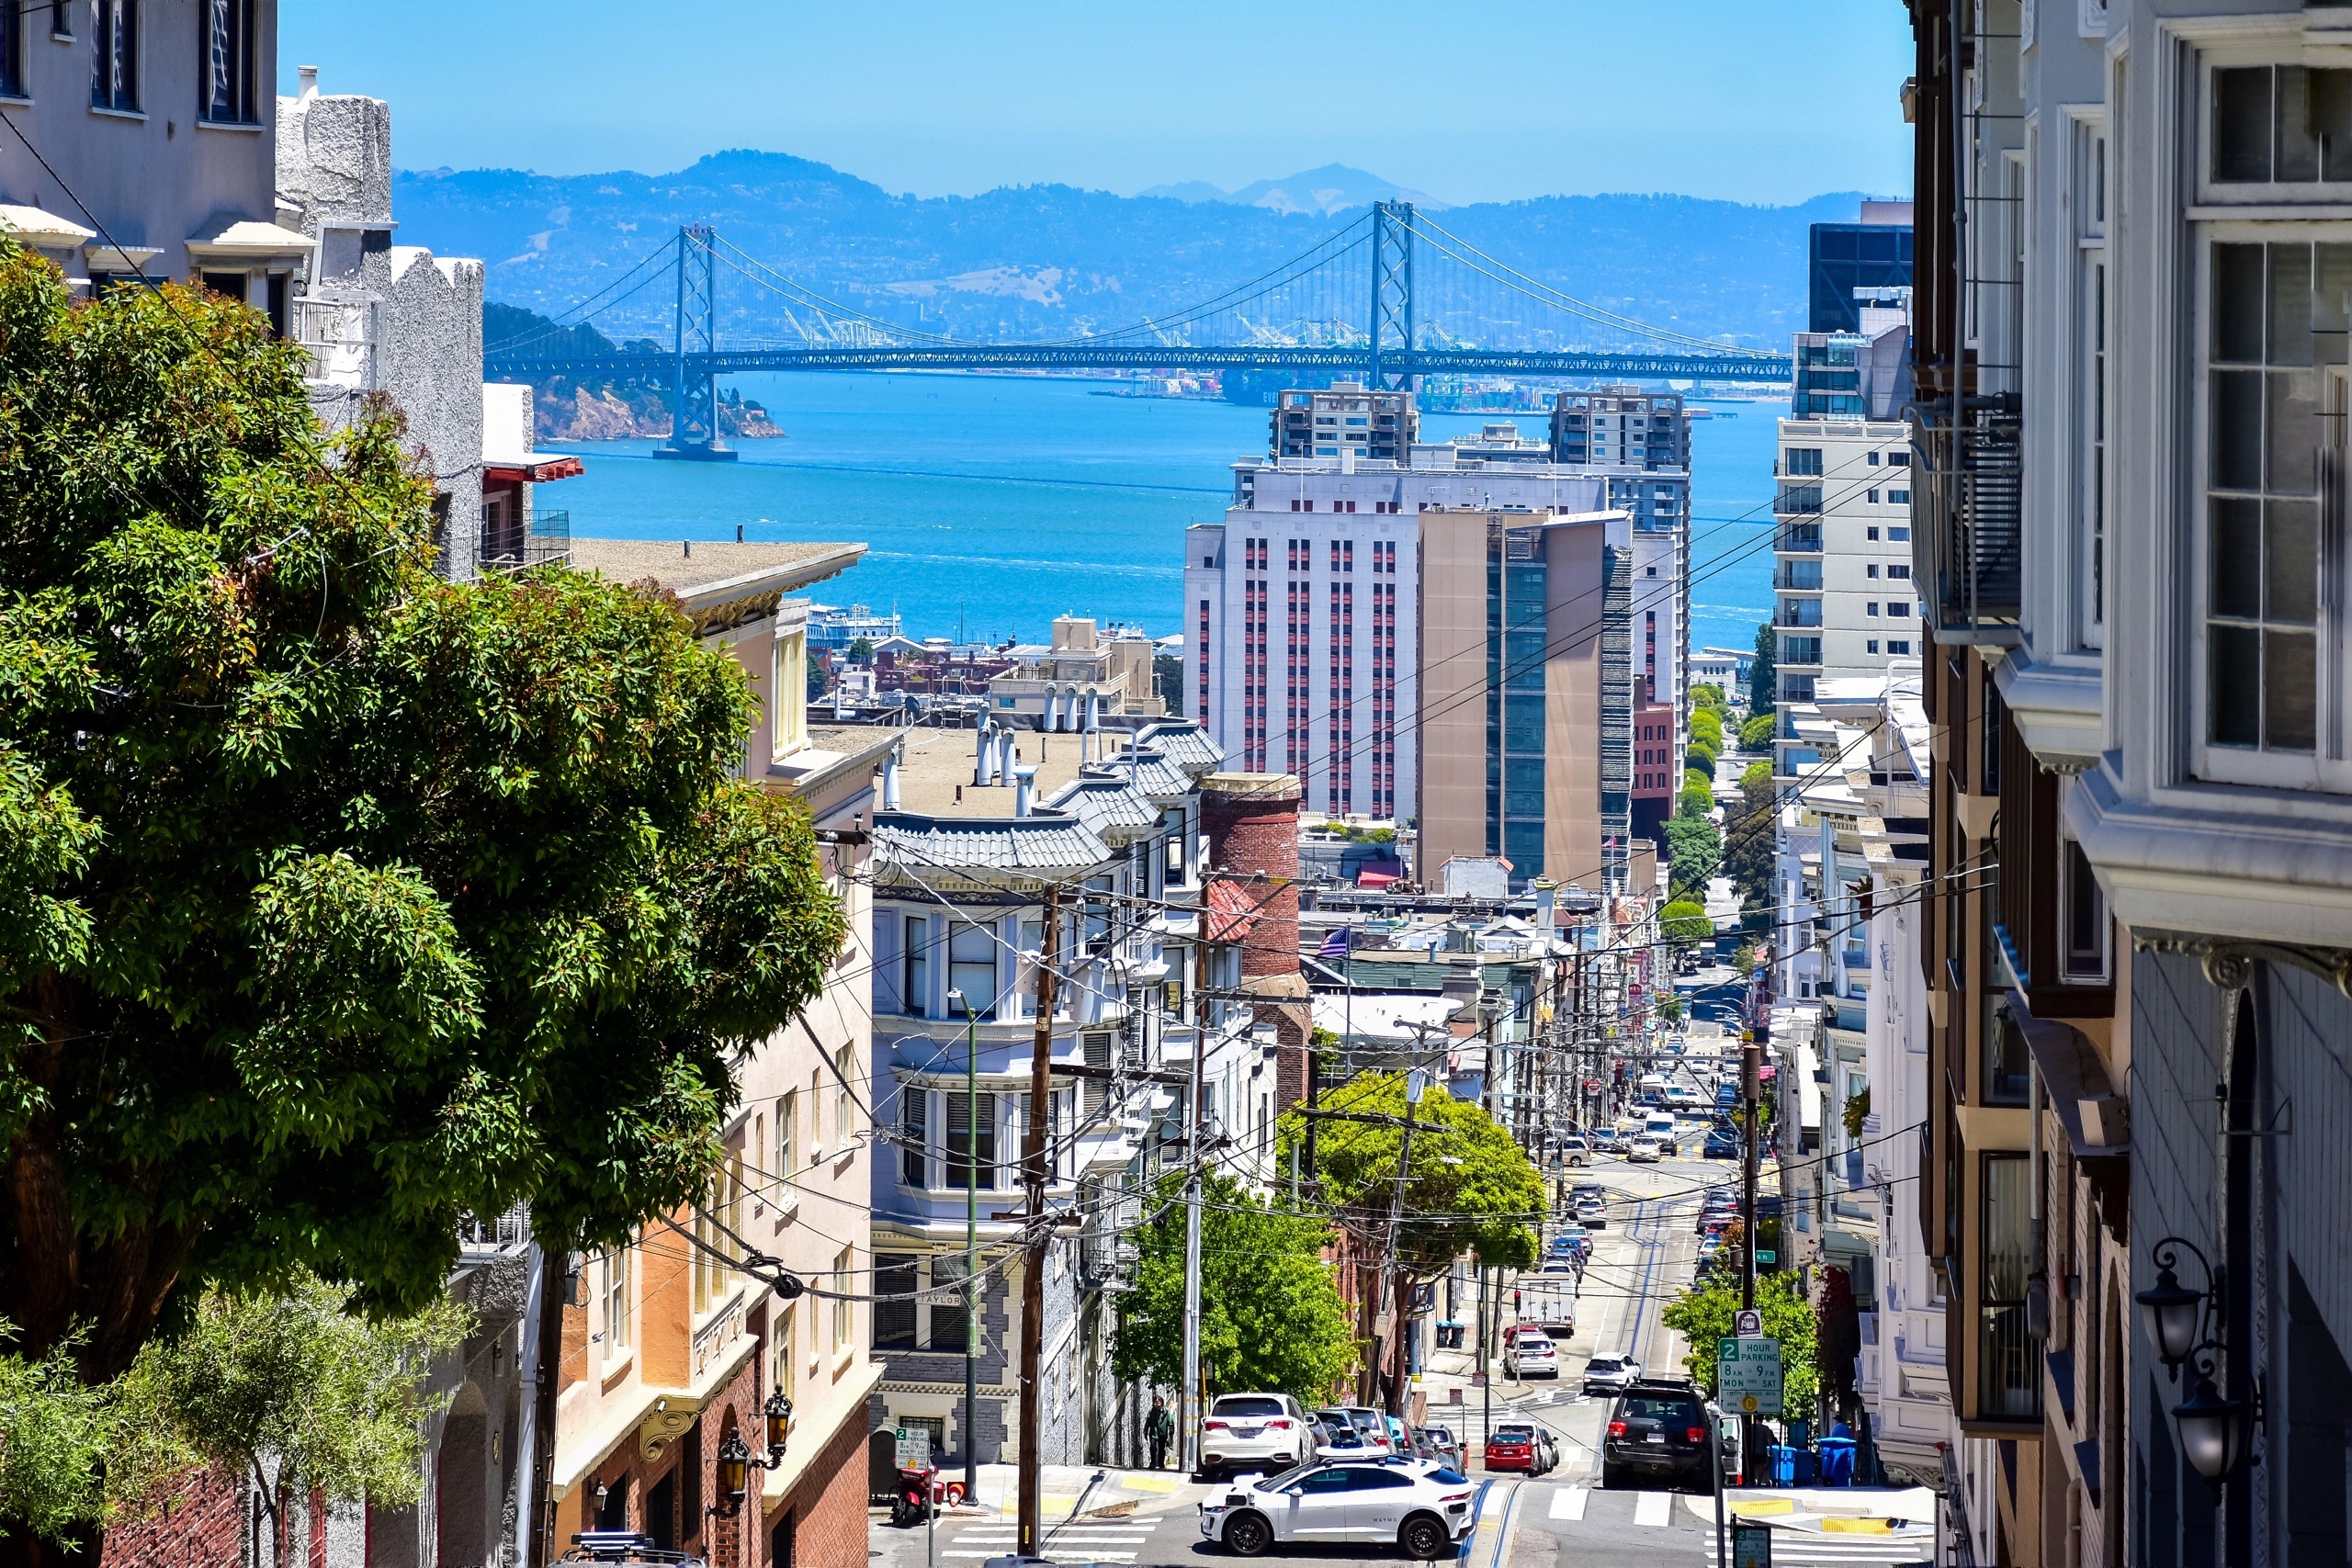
[2071,107,2110,651]
[198,0,257,125]
[602,1246,631,1363]
[2188,222,2352,789]
[88,0,136,114]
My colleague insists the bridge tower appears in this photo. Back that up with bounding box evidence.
[652,224,737,463]
[1367,200,1415,389]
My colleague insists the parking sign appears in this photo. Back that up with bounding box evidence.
[1717,1336,1782,1416]
[1735,1308,1762,1337]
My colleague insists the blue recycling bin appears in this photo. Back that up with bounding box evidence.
[1817,1436,1858,1486]
[1766,1445,1797,1485]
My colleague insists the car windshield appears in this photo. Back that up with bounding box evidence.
[1424,1427,1453,1442]
[1214,1396,1284,1417]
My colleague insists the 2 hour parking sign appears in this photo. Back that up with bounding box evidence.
[1717,1336,1782,1416]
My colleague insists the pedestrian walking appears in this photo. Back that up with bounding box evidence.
[1147,1393,1175,1470]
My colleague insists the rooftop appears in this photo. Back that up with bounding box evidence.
[568,538,865,609]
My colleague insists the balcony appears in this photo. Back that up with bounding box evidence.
[481,509,571,573]
[1777,600,1824,629]
[292,288,380,390]
[1777,524,1824,555]
[1779,635,1823,669]
[1776,561,1824,592]
[1912,398,2021,645]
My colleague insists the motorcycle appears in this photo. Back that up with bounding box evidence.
[890,1462,965,1527]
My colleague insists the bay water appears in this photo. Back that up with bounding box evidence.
[538,373,1781,658]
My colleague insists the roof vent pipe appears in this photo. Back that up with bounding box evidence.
[298,65,319,101]
[976,719,996,786]
[883,743,903,812]
[1013,764,1037,818]
[996,728,1015,785]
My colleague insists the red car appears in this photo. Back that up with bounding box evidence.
[1484,1422,1539,1473]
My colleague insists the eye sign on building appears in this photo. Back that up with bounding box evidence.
[1717,1335,1782,1416]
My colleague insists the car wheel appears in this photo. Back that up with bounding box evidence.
[1600,1461,1626,1489]
[1398,1513,1451,1562]
[1223,1510,1275,1557]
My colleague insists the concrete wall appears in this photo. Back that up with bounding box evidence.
[1415,509,1493,874]
[0,3,280,279]
[1542,518,1607,890]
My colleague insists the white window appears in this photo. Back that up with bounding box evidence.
[2198,235,2335,773]
[2075,113,2110,649]
[833,1246,854,1349]
[2059,833,2111,984]
[602,1247,631,1360]
[778,1089,797,1173]
[902,915,932,1017]
[947,920,998,1018]
[835,1043,857,1145]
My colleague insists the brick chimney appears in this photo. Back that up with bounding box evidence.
[1202,772,1308,1109]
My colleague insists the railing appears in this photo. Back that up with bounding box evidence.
[1776,561,1824,591]
[458,1204,530,1254]
[1776,525,1824,554]
[1779,636,1823,668]
[1777,603,1824,629]
[1912,398,2022,643]
[480,509,572,573]
[292,289,381,389]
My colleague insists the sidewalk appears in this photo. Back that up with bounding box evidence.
[948,1462,1200,1519]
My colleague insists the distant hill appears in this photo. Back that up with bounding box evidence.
[1139,164,1449,215]
[392,149,1868,354]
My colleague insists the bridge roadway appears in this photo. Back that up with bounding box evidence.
[482,344,1793,385]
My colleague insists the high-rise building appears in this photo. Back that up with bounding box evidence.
[1414,507,1633,893]
[1271,380,1418,460]
[1806,202,1916,334]
[1189,386,1691,853]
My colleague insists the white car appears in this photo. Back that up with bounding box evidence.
[1199,1458,1478,1560]
[1508,1331,1561,1379]
[1581,1353,1644,1396]
[1627,1135,1664,1163]
[1199,1393,1315,1479]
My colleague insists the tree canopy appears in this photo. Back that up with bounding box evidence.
[0,243,845,1392]
[1747,623,1776,720]
[1283,1072,1543,1272]
[1739,712,1777,751]
[1112,1176,1355,1404]
[1660,899,1714,948]
[1658,1269,1818,1414]
[1664,817,1721,898]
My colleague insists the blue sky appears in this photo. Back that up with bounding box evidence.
[281,0,1913,207]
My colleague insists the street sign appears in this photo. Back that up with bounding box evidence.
[1718,1335,1782,1416]
[1756,1250,1778,1265]
[1734,1308,1762,1337]
[1731,1521,1774,1568]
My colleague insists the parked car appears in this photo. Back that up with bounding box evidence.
[1601,1380,1716,1492]
[1199,1393,1317,1480]
[1384,1415,1412,1455]
[1580,1353,1644,1397]
[1508,1330,1560,1379]
[1341,1405,1395,1455]
[1551,1223,1591,1260]
[1575,1194,1609,1228]
[1419,1424,1464,1471]
[1703,1127,1742,1159]
[1312,1409,1369,1459]
[1198,1458,1478,1560]
[1484,1422,1542,1473]
[1627,1135,1664,1163]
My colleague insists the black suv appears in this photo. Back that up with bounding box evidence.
[1600,1380,1715,1492]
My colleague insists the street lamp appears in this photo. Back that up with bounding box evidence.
[2134,1235,2263,1485]
[708,1391,794,1520]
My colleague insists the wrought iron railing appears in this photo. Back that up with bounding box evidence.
[458,1204,530,1254]
[292,289,380,389]
[1912,398,2022,642]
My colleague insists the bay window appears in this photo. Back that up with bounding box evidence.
[947,920,997,1018]
[2073,113,2108,647]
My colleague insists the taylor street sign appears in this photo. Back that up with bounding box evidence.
[1718,1335,1783,1416]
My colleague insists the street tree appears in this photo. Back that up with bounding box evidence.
[1283,1072,1543,1273]
[1747,623,1776,721]
[0,1327,112,1549]
[1660,900,1714,948]
[1665,816,1722,897]
[0,245,845,1467]
[1658,1269,1818,1414]
[1112,1175,1355,1404]
[110,1275,471,1568]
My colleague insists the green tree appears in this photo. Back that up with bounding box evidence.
[1284,1072,1543,1272]
[1689,682,1727,713]
[1113,1176,1355,1403]
[1660,899,1714,948]
[111,1275,471,1568]
[1690,707,1724,750]
[1722,764,1778,918]
[1665,817,1722,897]
[0,1326,113,1548]
[1658,1269,1817,1412]
[846,635,877,662]
[0,247,844,1423]
[1748,623,1777,720]
[1679,777,1716,820]
[1684,746,1717,782]
[1739,712,1777,751]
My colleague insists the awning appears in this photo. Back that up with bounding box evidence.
[483,454,585,482]
[2006,988,2129,1157]
[184,216,314,261]
[85,243,163,274]
[1204,877,1262,942]
[0,203,96,249]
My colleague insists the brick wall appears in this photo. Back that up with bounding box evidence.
[574,1355,763,1565]
[1204,773,1308,1106]
[102,1465,246,1568]
[765,1398,873,1568]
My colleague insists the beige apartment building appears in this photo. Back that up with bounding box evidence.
[553,539,896,1568]
[1416,507,1630,894]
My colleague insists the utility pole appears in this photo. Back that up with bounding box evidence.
[1015,886,1060,1559]
[1180,900,1213,1475]
[1380,1069,1422,1417]
[1738,965,1765,1476]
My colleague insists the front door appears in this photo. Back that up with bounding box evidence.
[1346,1469,1416,1540]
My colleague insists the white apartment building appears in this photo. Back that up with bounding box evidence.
[1770,413,1917,773]
[1193,424,1696,825]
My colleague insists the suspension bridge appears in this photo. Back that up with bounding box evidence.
[483,201,1793,459]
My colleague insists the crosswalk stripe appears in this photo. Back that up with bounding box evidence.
[942,1555,1141,1563]
[1549,1485,1589,1520]
[1635,1490,1672,1526]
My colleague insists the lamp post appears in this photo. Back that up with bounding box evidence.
[707,1390,792,1521]
[2134,1235,2263,1487]
[948,986,981,1506]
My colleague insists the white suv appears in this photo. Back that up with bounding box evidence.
[1199,1392,1314,1479]
[1199,1458,1477,1560]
